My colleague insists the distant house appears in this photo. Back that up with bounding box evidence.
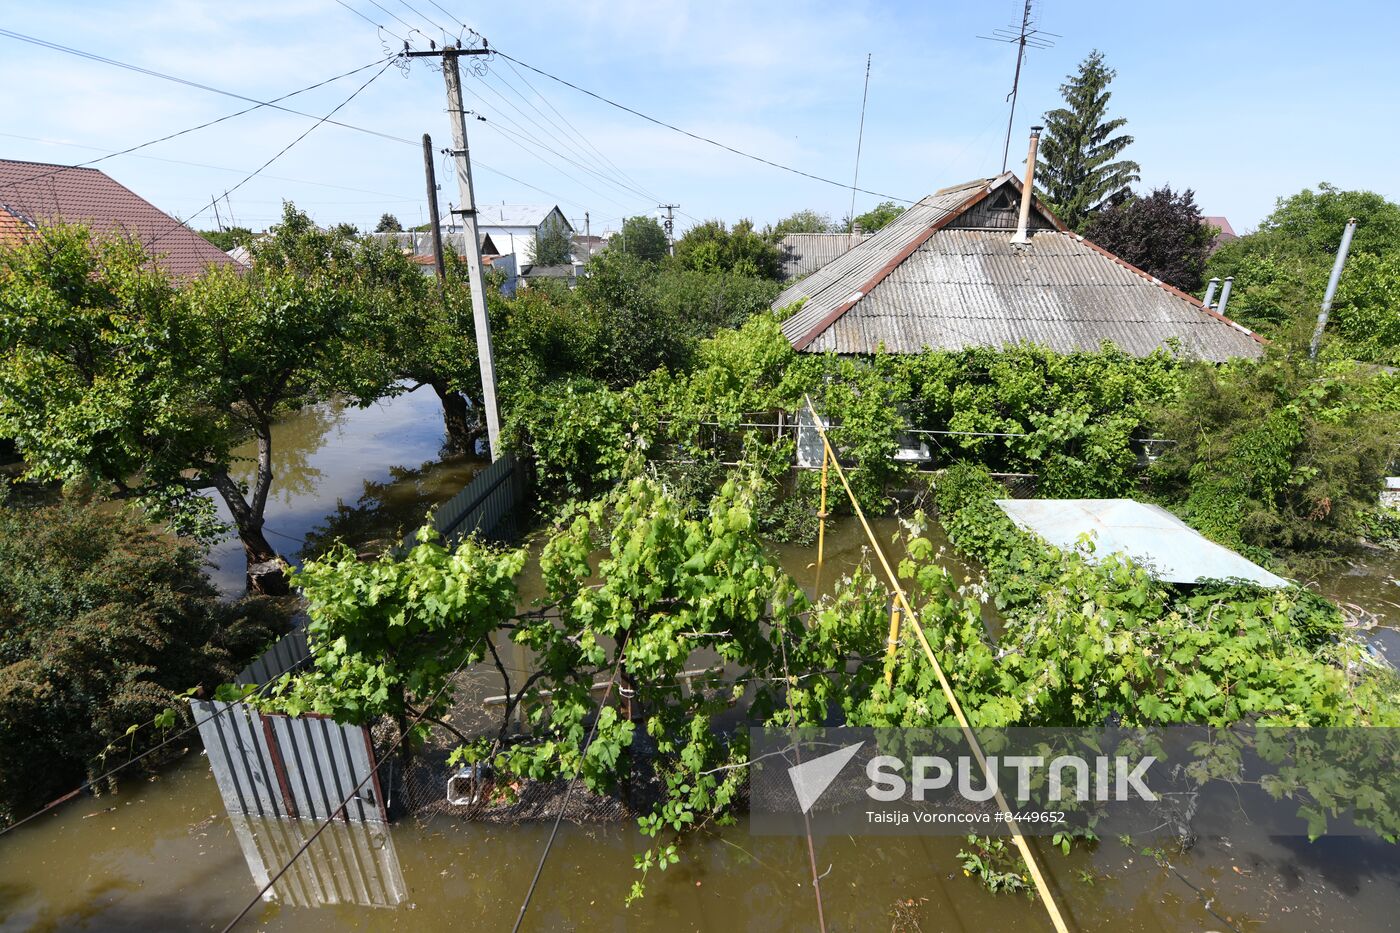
[777,231,869,281]
[443,204,573,265]
[776,173,1265,363]
[0,158,235,279]
[1203,215,1238,253]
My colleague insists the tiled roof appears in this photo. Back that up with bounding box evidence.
[0,204,32,246]
[0,158,234,279]
[777,174,1264,363]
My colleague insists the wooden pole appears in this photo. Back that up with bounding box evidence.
[422,133,447,295]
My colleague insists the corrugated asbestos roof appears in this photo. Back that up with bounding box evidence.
[996,499,1289,588]
[777,232,868,280]
[777,174,1264,362]
[0,158,234,279]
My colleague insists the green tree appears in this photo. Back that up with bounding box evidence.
[0,209,391,593]
[374,213,403,233]
[575,250,690,383]
[1207,184,1400,356]
[614,215,670,263]
[1081,186,1213,292]
[1038,50,1141,230]
[844,200,905,232]
[672,219,781,279]
[0,492,285,821]
[768,209,832,238]
[199,227,255,252]
[529,218,573,266]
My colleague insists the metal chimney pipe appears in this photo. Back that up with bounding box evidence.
[1309,217,1358,360]
[1216,276,1234,317]
[1009,125,1043,245]
[1202,277,1220,308]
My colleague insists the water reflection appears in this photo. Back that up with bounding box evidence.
[202,386,485,594]
[227,814,406,909]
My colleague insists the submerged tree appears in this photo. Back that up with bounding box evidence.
[1082,186,1213,292]
[0,211,390,593]
[1038,50,1140,230]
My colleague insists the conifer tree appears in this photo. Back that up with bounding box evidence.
[1037,50,1140,230]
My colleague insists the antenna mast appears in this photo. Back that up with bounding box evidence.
[848,53,872,233]
[979,0,1057,173]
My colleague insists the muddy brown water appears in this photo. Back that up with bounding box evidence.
[3,395,1399,930]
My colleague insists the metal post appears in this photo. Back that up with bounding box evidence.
[1202,277,1219,309]
[422,133,447,294]
[1009,126,1042,245]
[1309,217,1358,360]
[1216,276,1234,318]
[442,50,502,459]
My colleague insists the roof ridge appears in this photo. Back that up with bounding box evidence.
[0,157,101,173]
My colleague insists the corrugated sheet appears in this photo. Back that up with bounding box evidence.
[777,175,1263,363]
[996,498,1289,588]
[0,159,235,279]
[777,232,867,280]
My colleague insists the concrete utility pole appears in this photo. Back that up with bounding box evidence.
[658,203,679,255]
[584,211,591,257]
[422,133,447,294]
[408,43,502,459]
[1309,217,1358,361]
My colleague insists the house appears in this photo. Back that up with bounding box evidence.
[0,158,235,279]
[775,173,1265,363]
[442,204,573,265]
[777,231,869,281]
[1203,215,1238,253]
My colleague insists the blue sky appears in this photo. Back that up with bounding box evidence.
[2,0,1396,237]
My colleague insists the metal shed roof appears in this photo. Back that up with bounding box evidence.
[777,232,868,280]
[776,174,1264,363]
[995,498,1289,588]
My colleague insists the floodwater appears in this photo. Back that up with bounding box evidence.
[203,386,484,595]
[4,397,1400,931]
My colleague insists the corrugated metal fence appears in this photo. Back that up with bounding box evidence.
[194,700,388,823]
[198,454,531,826]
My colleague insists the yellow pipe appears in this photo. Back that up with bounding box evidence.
[813,440,830,596]
[801,395,1071,933]
[883,603,901,689]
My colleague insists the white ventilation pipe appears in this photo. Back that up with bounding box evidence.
[1009,125,1043,245]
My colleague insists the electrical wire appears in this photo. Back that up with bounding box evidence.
[397,0,450,35]
[487,61,659,202]
[510,648,629,933]
[143,57,398,250]
[0,642,318,839]
[470,109,647,211]
[218,637,486,932]
[330,0,405,42]
[0,29,416,149]
[0,58,394,194]
[488,48,916,204]
[472,74,658,204]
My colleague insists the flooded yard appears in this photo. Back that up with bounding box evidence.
[3,395,1398,932]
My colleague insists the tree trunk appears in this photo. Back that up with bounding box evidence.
[431,380,478,454]
[210,425,288,596]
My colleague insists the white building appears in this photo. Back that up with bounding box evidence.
[442,204,573,266]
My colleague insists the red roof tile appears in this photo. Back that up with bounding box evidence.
[0,158,234,279]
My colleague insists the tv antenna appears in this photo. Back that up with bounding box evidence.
[979,0,1058,173]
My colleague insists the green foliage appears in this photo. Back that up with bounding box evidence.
[374,213,403,233]
[528,218,573,266]
[1150,353,1400,570]
[199,227,255,252]
[846,201,905,233]
[1207,183,1400,358]
[255,528,525,728]
[613,216,670,263]
[672,219,781,279]
[768,209,832,238]
[0,492,286,822]
[1081,186,1212,292]
[1037,50,1141,230]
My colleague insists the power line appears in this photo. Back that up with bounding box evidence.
[0,58,394,194]
[0,29,416,149]
[397,0,450,35]
[489,48,916,204]
[144,58,399,250]
[329,0,405,42]
[476,69,659,204]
